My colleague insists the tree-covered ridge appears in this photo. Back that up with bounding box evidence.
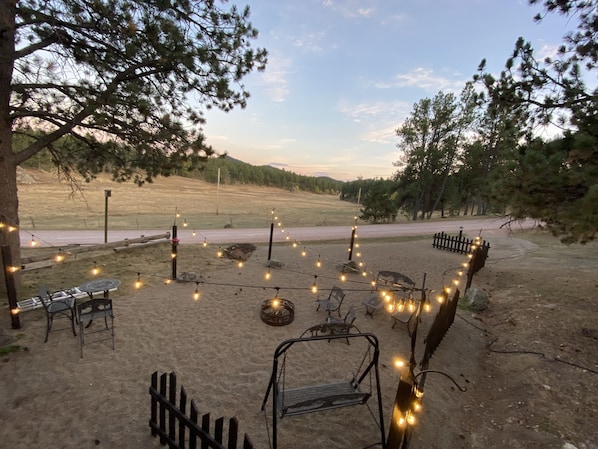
[17,140,345,195]
[195,157,344,194]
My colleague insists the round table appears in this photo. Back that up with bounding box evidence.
[78,278,121,299]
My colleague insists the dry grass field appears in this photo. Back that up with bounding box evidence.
[17,167,363,231]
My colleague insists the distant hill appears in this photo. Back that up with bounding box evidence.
[20,149,345,195]
[186,155,345,194]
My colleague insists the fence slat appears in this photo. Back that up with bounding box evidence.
[169,372,177,443]
[190,400,199,449]
[215,417,224,444]
[159,373,168,445]
[228,417,239,449]
[179,386,188,449]
[201,413,211,449]
[150,371,158,437]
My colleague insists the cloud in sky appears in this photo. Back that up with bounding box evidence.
[202,0,573,181]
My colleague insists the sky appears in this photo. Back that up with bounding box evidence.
[201,0,573,181]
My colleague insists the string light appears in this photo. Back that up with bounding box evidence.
[301,247,307,257]
[311,275,318,294]
[315,255,322,268]
[91,261,100,276]
[202,238,208,248]
[193,282,201,301]
[54,249,65,263]
[265,269,271,280]
[217,247,223,258]
[237,260,244,268]
[134,273,142,289]
[30,236,37,247]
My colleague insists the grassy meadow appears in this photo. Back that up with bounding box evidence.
[17,168,366,231]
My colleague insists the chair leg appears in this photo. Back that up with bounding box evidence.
[70,310,77,337]
[79,321,84,358]
[44,316,51,343]
[110,317,115,350]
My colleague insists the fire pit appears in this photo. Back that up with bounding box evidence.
[260,297,295,326]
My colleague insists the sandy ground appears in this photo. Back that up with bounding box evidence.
[1,230,597,449]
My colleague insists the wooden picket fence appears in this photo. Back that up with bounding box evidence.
[432,231,490,288]
[149,371,254,449]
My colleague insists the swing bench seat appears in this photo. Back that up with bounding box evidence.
[277,380,370,417]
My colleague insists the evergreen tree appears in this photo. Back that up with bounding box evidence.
[0,0,268,282]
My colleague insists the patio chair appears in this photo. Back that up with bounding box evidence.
[38,285,77,343]
[326,306,357,344]
[315,286,345,316]
[77,299,114,357]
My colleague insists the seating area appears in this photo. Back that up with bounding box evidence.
[362,271,416,318]
[22,281,117,356]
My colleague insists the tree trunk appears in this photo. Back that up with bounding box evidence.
[0,1,21,294]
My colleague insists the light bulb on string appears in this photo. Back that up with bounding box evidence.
[301,247,307,257]
[315,255,322,268]
[164,279,172,285]
[54,248,65,263]
[311,275,318,294]
[340,273,347,282]
[202,238,208,248]
[265,269,271,280]
[292,241,298,248]
[193,282,201,301]
[30,236,37,247]
[217,247,223,258]
[271,287,281,308]
[394,358,406,369]
[237,260,244,268]
[406,411,416,426]
[134,273,142,289]
[91,262,100,276]
[183,219,188,228]
[192,230,196,237]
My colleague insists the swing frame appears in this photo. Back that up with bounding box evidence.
[261,332,386,449]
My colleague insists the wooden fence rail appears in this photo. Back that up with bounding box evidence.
[149,371,254,449]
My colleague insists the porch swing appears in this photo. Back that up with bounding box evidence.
[260,332,386,449]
